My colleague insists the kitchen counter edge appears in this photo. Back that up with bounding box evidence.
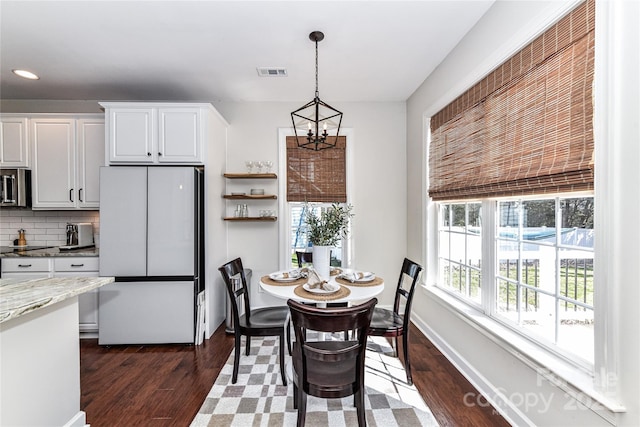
[0,276,114,324]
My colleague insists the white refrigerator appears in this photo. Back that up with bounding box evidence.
[98,166,204,345]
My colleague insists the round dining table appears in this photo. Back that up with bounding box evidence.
[259,268,384,307]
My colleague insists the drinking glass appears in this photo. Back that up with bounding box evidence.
[264,160,273,173]
[245,161,254,173]
[255,161,264,174]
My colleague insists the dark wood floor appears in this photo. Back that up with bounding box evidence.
[80,323,511,426]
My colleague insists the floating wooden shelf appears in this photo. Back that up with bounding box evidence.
[223,216,277,222]
[223,194,277,200]
[223,173,277,223]
[223,173,277,179]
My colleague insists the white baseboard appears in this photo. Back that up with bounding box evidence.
[80,331,98,339]
[410,313,533,427]
[63,411,87,427]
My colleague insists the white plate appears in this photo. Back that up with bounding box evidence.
[339,272,375,283]
[354,273,375,283]
[303,282,340,294]
[269,271,302,282]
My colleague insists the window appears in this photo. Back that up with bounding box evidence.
[289,202,344,267]
[278,131,352,271]
[438,196,594,364]
[428,1,595,367]
[439,202,482,305]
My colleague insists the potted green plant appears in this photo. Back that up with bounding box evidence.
[303,202,353,279]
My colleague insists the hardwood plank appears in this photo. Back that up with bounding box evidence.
[80,322,510,426]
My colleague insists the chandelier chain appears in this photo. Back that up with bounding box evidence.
[315,39,319,98]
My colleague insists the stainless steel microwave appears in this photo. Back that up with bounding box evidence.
[0,168,31,207]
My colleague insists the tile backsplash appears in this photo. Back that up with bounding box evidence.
[0,210,100,247]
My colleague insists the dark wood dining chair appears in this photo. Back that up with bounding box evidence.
[219,257,289,386]
[295,250,314,268]
[287,298,377,427]
[368,257,422,385]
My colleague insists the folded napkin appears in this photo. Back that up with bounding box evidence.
[306,268,333,291]
[338,271,374,283]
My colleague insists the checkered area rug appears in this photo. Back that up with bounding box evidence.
[190,335,439,426]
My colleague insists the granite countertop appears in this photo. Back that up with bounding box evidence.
[0,247,99,258]
[0,276,114,324]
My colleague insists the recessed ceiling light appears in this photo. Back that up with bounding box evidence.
[12,69,40,80]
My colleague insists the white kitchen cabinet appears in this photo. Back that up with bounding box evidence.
[0,257,52,279]
[157,107,202,163]
[0,116,29,168]
[54,257,100,333]
[101,102,206,165]
[76,119,105,208]
[31,118,75,208]
[104,107,154,163]
[1,256,100,333]
[30,116,104,209]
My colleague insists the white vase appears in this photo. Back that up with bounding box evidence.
[312,245,331,280]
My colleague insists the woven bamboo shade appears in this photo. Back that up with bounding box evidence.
[286,136,347,202]
[429,0,594,201]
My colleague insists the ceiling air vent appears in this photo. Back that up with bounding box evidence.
[257,67,288,77]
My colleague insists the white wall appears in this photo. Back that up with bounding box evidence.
[406,1,640,426]
[214,101,407,309]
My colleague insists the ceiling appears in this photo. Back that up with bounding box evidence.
[0,1,494,103]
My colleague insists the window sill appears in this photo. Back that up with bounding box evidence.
[422,284,626,416]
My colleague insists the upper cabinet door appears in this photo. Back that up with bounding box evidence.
[158,108,202,163]
[77,119,105,208]
[31,118,76,209]
[108,108,156,163]
[0,117,29,167]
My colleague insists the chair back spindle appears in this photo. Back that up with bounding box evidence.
[219,259,253,324]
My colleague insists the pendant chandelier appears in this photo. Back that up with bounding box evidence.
[291,31,343,151]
